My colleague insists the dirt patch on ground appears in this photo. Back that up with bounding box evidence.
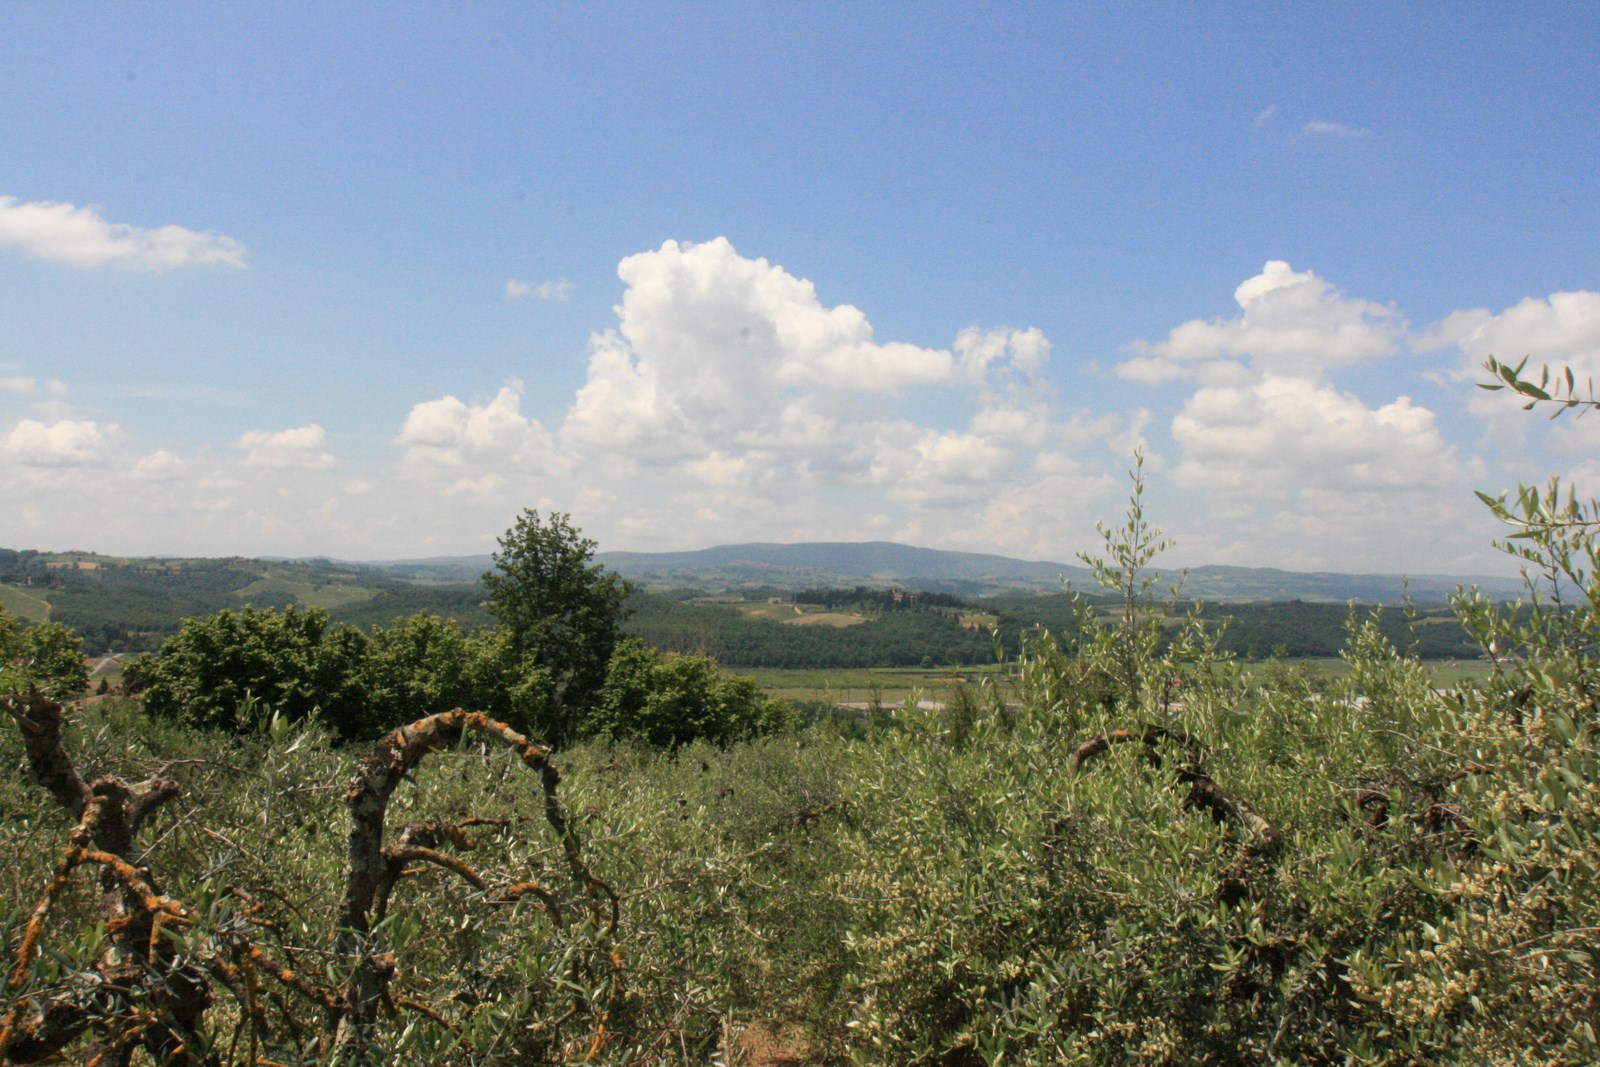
[735,1023,809,1065]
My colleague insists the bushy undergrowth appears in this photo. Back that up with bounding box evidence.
[5,583,1600,1065]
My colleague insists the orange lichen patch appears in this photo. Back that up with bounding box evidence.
[3,696,618,1064]
[4,805,99,992]
[387,845,485,888]
[490,880,563,923]
[243,943,340,1012]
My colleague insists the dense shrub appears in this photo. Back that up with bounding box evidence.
[127,604,376,739]
[586,638,797,747]
[0,606,87,698]
[126,605,794,751]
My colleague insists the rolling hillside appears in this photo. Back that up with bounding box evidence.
[1,541,1524,657]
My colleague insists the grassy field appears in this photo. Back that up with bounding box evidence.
[233,574,379,610]
[0,583,53,623]
[783,610,867,627]
[743,664,1006,705]
[741,655,1500,705]
[724,601,868,627]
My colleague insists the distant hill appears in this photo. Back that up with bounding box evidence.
[0,550,490,654]
[585,541,1523,603]
[594,542,1092,595]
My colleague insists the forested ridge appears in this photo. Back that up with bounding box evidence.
[626,589,1481,667]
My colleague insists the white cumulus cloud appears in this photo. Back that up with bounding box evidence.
[131,451,185,482]
[236,425,335,469]
[387,237,1123,556]
[1122,262,1498,571]
[395,383,561,472]
[560,238,1026,471]
[0,195,247,270]
[3,418,115,466]
[1124,260,1404,379]
[1425,289,1600,378]
[1171,375,1462,495]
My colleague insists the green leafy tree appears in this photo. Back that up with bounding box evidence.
[482,510,630,740]
[129,604,374,739]
[360,612,478,725]
[463,627,558,736]
[586,637,795,748]
[0,607,88,698]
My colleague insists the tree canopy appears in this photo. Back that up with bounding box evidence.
[0,606,88,699]
[482,510,630,738]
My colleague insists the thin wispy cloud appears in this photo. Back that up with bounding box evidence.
[505,278,574,301]
[0,378,70,398]
[1254,105,1278,127]
[0,195,248,270]
[1301,120,1371,138]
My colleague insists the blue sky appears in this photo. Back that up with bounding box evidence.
[1,3,1596,574]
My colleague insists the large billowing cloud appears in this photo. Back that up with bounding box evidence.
[556,239,1103,549]
[392,383,566,501]
[0,195,247,270]
[7,242,1583,572]
[562,238,962,464]
[388,237,1121,558]
[396,384,556,468]
[1171,376,1463,494]
[1426,290,1600,385]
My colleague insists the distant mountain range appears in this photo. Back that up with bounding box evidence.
[367,541,1525,603]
